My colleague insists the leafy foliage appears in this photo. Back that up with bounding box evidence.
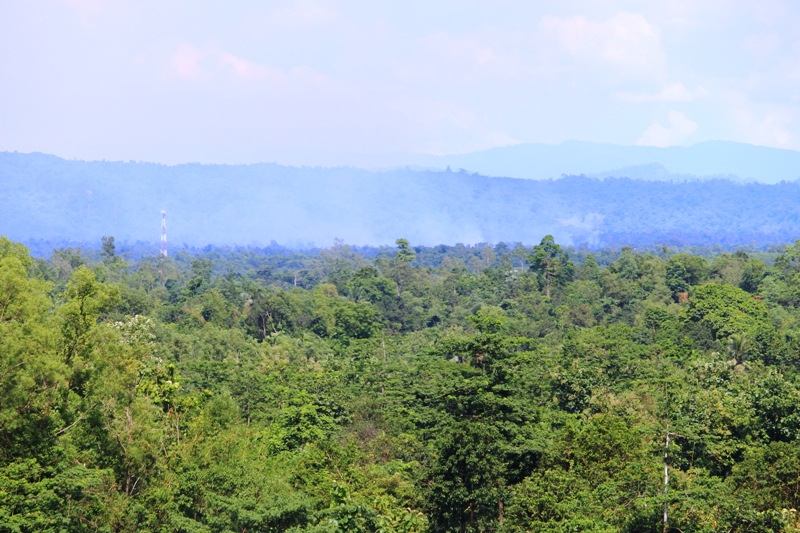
[5,234,800,532]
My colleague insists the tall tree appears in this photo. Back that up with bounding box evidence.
[427,309,534,532]
[100,235,116,262]
[390,238,416,297]
[528,235,573,297]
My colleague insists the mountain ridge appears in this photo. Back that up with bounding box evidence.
[3,150,800,248]
[9,139,800,183]
[405,140,800,183]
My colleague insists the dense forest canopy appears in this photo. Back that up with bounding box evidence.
[6,233,800,531]
[5,151,800,248]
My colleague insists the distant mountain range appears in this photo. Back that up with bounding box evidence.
[382,140,800,183]
[3,147,800,249]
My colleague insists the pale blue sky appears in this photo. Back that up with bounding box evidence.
[1,0,799,165]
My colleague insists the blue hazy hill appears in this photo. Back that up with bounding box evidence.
[405,140,800,183]
[2,149,800,248]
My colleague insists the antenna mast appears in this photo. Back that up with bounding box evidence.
[160,210,167,258]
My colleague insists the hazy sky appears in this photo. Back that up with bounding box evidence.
[2,1,799,164]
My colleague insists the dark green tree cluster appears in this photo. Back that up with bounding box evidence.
[4,234,800,532]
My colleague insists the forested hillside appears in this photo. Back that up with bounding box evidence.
[4,151,800,248]
[6,234,800,531]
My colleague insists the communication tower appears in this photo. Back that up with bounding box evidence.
[160,210,167,258]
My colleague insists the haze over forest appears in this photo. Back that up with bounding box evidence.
[4,140,800,251]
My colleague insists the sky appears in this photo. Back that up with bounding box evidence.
[1,0,799,165]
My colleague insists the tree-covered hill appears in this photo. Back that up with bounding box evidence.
[3,151,800,248]
[5,234,800,531]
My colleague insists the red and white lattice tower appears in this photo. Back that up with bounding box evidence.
[160,210,167,258]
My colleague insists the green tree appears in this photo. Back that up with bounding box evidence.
[387,239,418,298]
[579,253,601,281]
[395,238,416,263]
[60,266,118,364]
[427,309,534,532]
[727,333,750,365]
[666,253,708,295]
[683,283,769,340]
[0,240,61,463]
[528,235,573,297]
[100,235,115,262]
